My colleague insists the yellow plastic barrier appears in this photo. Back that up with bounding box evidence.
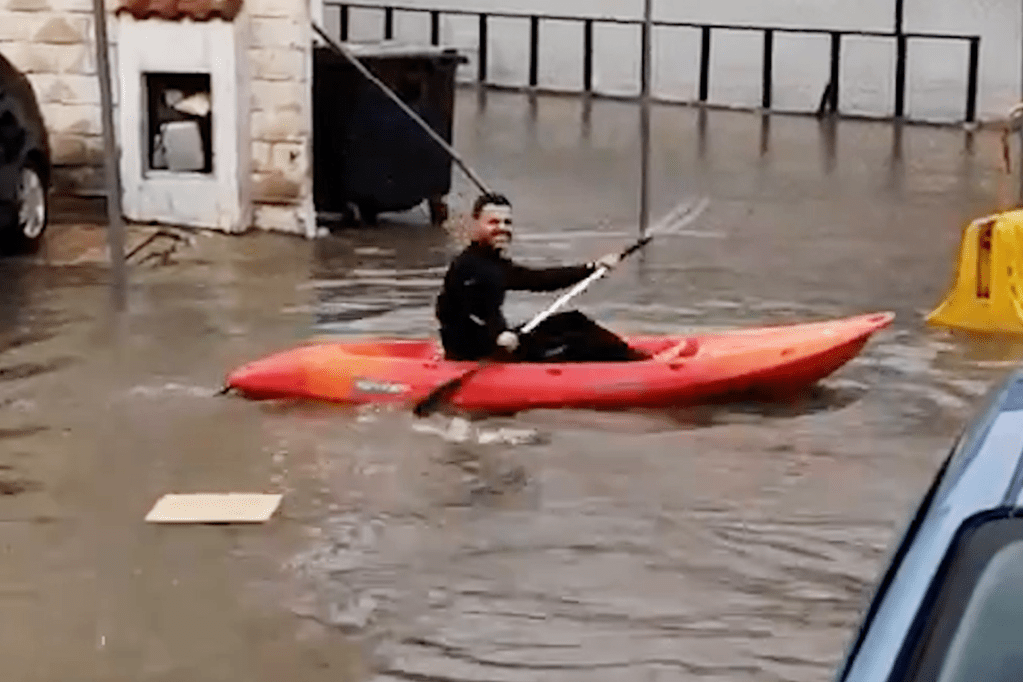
[927,210,1023,334]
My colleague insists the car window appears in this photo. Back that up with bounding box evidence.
[936,540,1023,682]
[891,514,1023,682]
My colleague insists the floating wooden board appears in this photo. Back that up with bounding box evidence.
[145,493,282,524]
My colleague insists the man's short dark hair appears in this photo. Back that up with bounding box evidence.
[472,192,512,219]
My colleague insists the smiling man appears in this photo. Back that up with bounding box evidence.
[435,192,645,363]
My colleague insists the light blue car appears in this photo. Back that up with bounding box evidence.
[836,368,1023,682]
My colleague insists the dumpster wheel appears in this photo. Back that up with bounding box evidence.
[428,195,449,226]
[354,200,378,226]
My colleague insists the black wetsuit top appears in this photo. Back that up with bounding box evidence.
[436,241,595,361]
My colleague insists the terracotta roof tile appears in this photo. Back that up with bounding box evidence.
[116,0,242,21]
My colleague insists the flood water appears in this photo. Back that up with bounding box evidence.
[5,91,1023,682]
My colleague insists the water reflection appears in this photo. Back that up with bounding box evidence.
[819,117,837,176]
[759,113,770,158]
[655,382,869,428]
[0,260,36,353]
[697,107,709,160]
[311,219,452,336]
[935,329,1023,365]
[887,121,905,198]
[580,95,593,142]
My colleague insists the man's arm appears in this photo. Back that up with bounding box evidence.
[503,260,595,293]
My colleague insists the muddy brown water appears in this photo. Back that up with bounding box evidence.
[4,92,1023,681]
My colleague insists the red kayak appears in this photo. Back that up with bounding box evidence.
[225,312,894,413]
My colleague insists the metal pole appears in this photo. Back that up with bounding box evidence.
[639,0,653,236]
[91,0,127,309]
[893,0,906,118]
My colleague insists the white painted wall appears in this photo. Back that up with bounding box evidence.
[330,0,1023,123]
[118,18,251,232]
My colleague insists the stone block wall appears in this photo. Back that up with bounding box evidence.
[246,0,314,235]
[0,0,111,196]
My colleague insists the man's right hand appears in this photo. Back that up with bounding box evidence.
[496,331,519,352]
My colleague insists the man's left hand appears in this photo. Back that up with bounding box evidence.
[496,330,519,352]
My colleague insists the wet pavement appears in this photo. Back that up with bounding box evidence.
[4,90,1023,682]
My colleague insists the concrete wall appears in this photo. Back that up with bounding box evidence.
[0,0,315,235]
[332,0,1023,124]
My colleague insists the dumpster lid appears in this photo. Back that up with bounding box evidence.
[339,40,467,62]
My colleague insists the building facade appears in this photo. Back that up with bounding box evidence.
[0,0,1019,235]
[0,0,316,235]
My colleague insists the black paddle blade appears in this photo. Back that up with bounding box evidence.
[413,365,485,417]
[620,236,652,259]
[413,375,466,417]
[413,357,503,417]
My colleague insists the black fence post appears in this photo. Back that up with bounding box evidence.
[384,6,394,40]
[761,29,774,109]
[699,26,711,102]
[529,16,540,88]
[965,36,979,122]
[583,18,594,92]
[340,3,349,41]
[478,14,488,83]
[894,34,907,118]
[431,10,440,46]
[828,32,841,112]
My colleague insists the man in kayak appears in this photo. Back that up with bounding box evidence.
[436,193,647,363]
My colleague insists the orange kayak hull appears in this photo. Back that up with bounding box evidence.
[225,312,895,413]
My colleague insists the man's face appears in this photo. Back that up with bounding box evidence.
[474,204,513,251]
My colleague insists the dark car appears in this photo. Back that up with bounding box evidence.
[0,49,50,255]
[836,367,1023,682]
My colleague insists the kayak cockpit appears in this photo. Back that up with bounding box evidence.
[326,336,699,363]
